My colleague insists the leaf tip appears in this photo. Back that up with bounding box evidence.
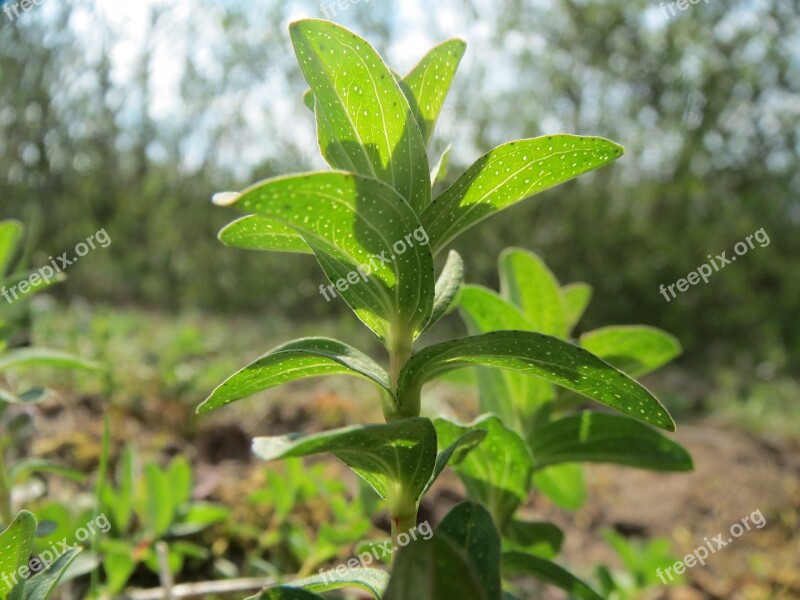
[212,191,241,207]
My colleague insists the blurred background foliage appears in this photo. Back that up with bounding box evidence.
[1,0,798,378]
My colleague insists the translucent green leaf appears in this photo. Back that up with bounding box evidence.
[23,547,81,600]
[502,519,563,560]
[273,568,389,599]
[423,428,486,495]
[0,220,23,278]
[434,416,532,528]
[218,215,311,254]
[530,411,693,471]
[437,502,502,600]
[215,173,434,341]
[561,283,592,333]
[422,136,624,254]
[580,326,682,377]
[400,331,675,431]
[502,552,603,600]
[430,144,452,186]
[0,349,99,373]
[0,511,36,598]
[499,248,566,338]
[422,250,464,333]
[252,418,437,505]
[531,463,586,510]
[290,19,430,211]
[399,40,466,146]
[198,337,391,413]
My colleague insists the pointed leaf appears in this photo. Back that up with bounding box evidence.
[252,418,437,505]
[3,270,66,305]
[0,511,36,597]
[561,283,592,333]
[400,331,675,431]
[423,428,486,495]
[0,220,23,278]
[434,416,532,528]
[23,548,81,600]
[290,19,430,210]
[502,519,563,560]
[531,463,586,510]
[199,337,391,413]
[423,250,464,333]
[215,173,434,341]
[530,411,693,471]
[218,215,311,254]
[275,568,388,599]
[400,40,466,146]
[430,144,452,186]
[422,136,624,254]
[0,349,99,373]
[502,552,604,600]
[437,502,502,600]
[499,248,566,338]
[8,460,86,484]
[580,326,682,377]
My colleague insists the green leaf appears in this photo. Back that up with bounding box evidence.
[23,548,81,600]
[0,220,23,278]
[3,270,66,305]
[423,428,486,495]
[530,411,693,471]
[167,456,193,508]
[215,173,434,341]
[252,418,437,506]
[0,511,36,598]
[421,136,624,254]
[399,331,675,431]
[437,502,502,600]
[275,568,389,599]
[499,248,566,338]
[561,283,592,333]
[199,337,391,413]
[400,40,466,146]
[217,215,311,254]
[502,552,603,600]
[248,590,324,600]
[580,326,682,377]
[290,19,430,211]
[502,519,564,560]
[430,144,452,186]
[457,286,552,432]
[531,463,586,510]
[384,534,486,600]
[143,463,174,538]
[170,503,229,536]
[0,349,99,373]
[423,250,464,333]
[8,460,86,484]
[434,416,532,528]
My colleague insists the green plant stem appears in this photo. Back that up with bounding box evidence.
[0,447,12,525]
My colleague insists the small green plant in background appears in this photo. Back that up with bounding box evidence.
[94,447,229,595]
[200,19,691,599]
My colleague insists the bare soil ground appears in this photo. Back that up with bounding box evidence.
[26,387,800,600]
